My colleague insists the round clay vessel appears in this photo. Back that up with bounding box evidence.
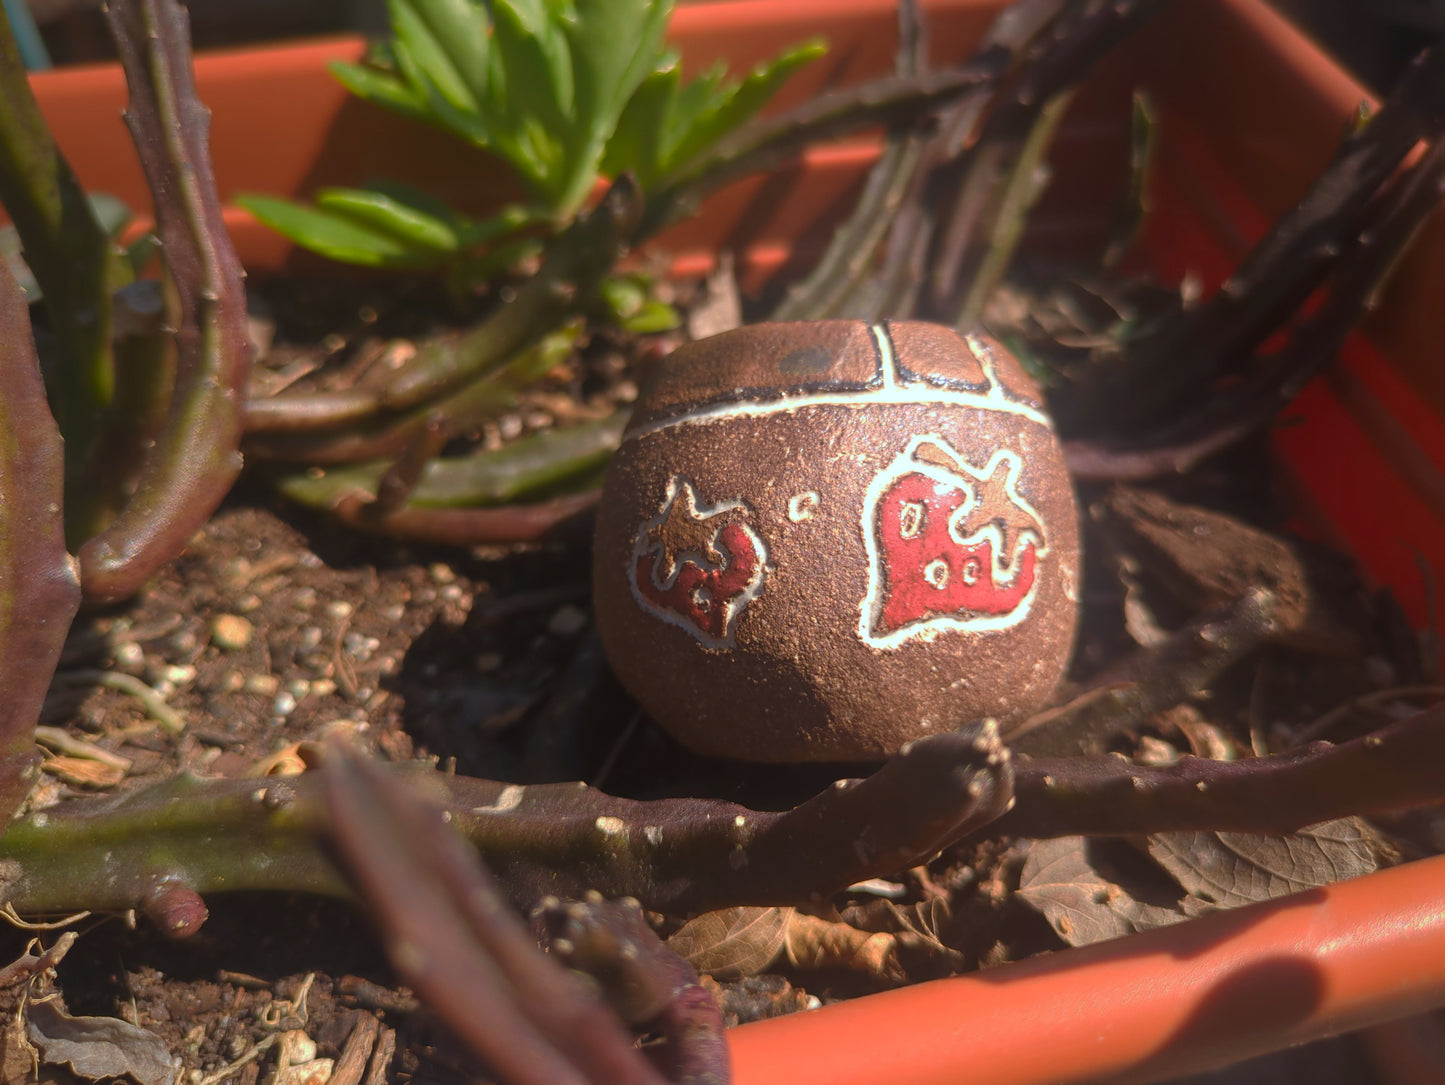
[593,320,1079,762]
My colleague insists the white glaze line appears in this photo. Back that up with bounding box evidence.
[872,321,900,391]
[626,322,1050,441]
[625,383,1051,442]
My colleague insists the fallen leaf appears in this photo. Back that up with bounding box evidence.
[38,756,124,789]
[1147,817,1383,908]
[25,997,176,1085]
[1016,836,1206,947]
[667,906,791,979]
[783,912,905,983]
[0,1011,40,1085]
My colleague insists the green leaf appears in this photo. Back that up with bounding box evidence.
[389,0,481,113]
[597,273,679,333]
[87,192,134,240]
[398,0,491,106]
[493,0,574,120]
[315,185,462,254]
[601,37,824,191]
[453,203,545,249]
[662,38,825,178]
[487,0,573,199]
[237,193,444,268]
[601,58,678,187]
[391,35,494,148]
[327,58,431,124]
[619,297,679,334]
[549,0,673,213]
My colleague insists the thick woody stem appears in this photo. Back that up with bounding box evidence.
[1111,36,1445,430]
[534,894,729,1085]
[925,0,1171,318]
[0,5,131,540]
[80,0,251,604]
[1000,697,1445,838]
[640,58,1008,241]
[0,259,81,828]
[6,705,1445,923]
[325,741,671,1085]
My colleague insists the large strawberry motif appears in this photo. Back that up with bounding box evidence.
[860,435,1046,646]
[629,477,767,648]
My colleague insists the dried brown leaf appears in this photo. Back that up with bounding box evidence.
[38,756,124,790]
[886,895,956,953]
[1146,817,1383,908]
[0,1012,39,1085]
[25,997,175,1085]
[783,912,906,983]
[665,906,791,980]
[1016,836,1207,947]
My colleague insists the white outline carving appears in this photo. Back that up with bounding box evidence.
[857,434,1048,649]
[787,491,820,523]
[628,476,768,650]
[622,324,1050,445]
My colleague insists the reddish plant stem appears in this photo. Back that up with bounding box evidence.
[0,259,80,827]
[79,0,251,604]
[325,740,672,1085]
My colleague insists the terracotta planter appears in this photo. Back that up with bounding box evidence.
[27,0,1445,1081]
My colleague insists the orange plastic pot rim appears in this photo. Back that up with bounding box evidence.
[729,852,1445,1085]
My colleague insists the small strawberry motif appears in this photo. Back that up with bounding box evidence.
[861,436,1046,645]
[630,477,767,647]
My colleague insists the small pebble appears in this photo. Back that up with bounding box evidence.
[273,691,298,717]
[343,633,380,663]
[429,562,456,584]
[245,674,280,697]
[161,663,196,686]
[113,641,145,674]
[548,604,589,638]
[169,629,199,656]
[325,600,353,620]
[210,614,254,651]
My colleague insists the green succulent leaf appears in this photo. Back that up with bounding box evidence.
[327,58,431,125]
[315,185,462,254]
[239,186,540,272]
[275,0,823,281]
[238,193,428,267]
[597,272,679,333]
[389,0,489,112]
[604,37,825,188]
[664,38,825,177]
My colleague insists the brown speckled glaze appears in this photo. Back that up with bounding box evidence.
[593,320,1080,762]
